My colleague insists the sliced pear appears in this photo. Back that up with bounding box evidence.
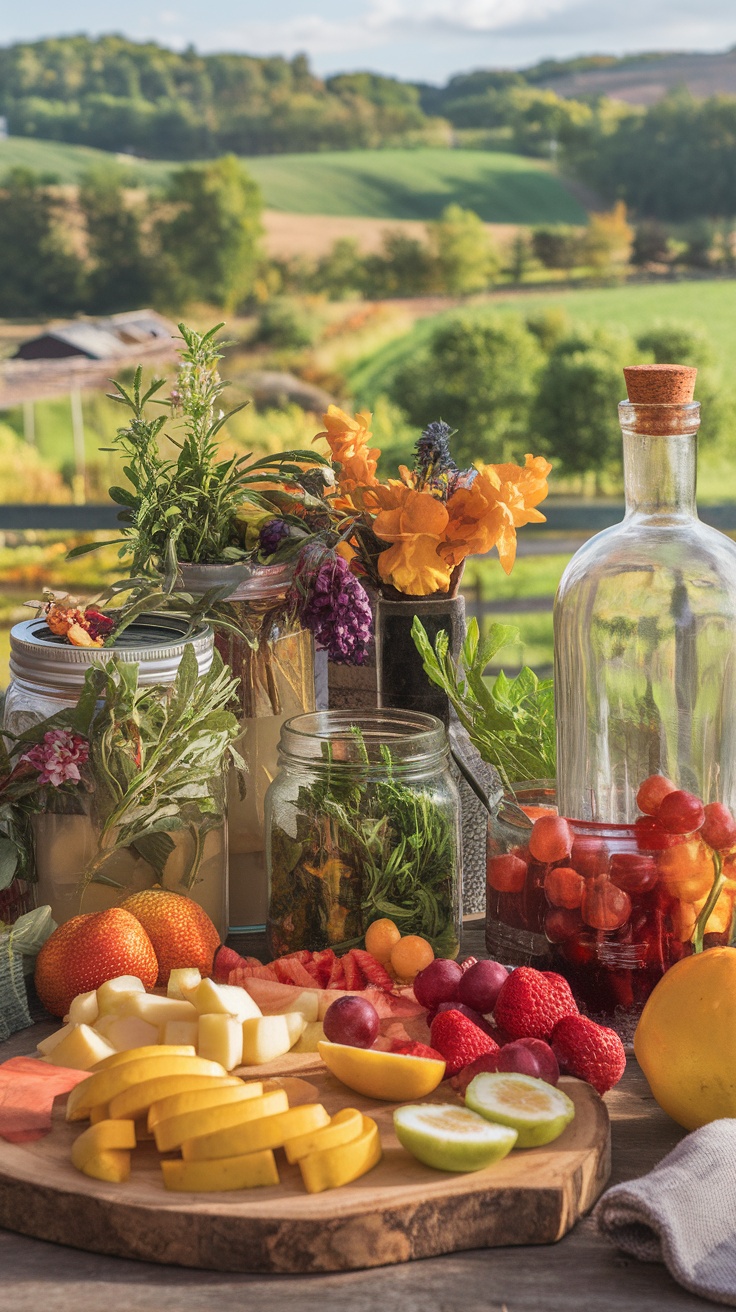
[147,1081,262,1131]
[96,976,146,1014]
[153,1088,289,1153]
[46,1024,117,1071]
[167,967,202,1001]
[465,1072,575,1148]
[68,990,99,1027]
[241,1015,292,1065]
[198,1014,243,1070]
[284,1012,308,1048]
[94,1014,159,1052]
[394,1103,517,1172]
[161,1150,279,1192]
[182,1103,329,1162]
[37,1023,74,1057]
[193,979,261,1022]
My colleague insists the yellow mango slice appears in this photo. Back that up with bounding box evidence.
[67,1055,227,1121]
[89,1102,111,1125]
[284,1107,363,1164]
[76,1149,132,1184]
[71,1118,137,1173]
[183,1103,329,1162]
[109,1073,240,1121]
[148,1081,263,1131]
[154,1087,288,1153]
[91,1044,196,1073]
[318,1040,445,1101]
[299,1115,382,1194]
[161,1150,280,1193]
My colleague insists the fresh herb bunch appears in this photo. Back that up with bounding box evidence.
[70,323,332,577]
[4,645,243,894]
[268,729,459,958]
[412,616,556,791]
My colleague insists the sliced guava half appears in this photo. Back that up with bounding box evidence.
[465,1071,575,1148]
[393,1101,517,1172]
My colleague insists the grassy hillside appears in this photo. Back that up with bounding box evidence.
[347,280,736,404]
[0,138,585,223]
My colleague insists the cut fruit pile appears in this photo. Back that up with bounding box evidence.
[222,946,395,992]
[65,1044,381,1193]
[38,972,311,1072]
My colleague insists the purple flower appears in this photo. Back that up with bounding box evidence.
[20,729,89,787]
[297,552,373,666]
[258,518,290,556]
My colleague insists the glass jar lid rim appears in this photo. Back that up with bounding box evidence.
[279,708,449,764]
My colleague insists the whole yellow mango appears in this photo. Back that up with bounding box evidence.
[635,947,736,1130]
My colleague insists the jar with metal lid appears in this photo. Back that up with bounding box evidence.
[178,561,316,935]
[2,613,228,935]
[265,709,461,959]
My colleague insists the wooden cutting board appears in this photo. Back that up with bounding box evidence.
[0,1051,610,1274]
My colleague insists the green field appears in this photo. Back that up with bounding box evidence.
[347,279,736,403]
[0,138,585,223]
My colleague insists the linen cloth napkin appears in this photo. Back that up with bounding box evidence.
[595,1119,736,1306]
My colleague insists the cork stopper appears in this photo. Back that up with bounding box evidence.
[623,364,697,404]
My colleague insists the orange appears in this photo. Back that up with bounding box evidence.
[390,935,434,981]
[34,909,158,1018]
[364,918,401,965]
[119,888,220,987]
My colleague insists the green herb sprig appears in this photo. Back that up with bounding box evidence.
[412,616,555,791]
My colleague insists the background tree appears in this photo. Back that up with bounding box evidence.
[157,157,262,310]
[532,343,626,488]
[532,225,580,271]
[389,313,544,464]
[428,205,499,295]
[580,202,633,278]
[364,230,434,298]
[631,220,672,267]
[0,167,83,316]
[78,165,156,312]
[635,319,727,446]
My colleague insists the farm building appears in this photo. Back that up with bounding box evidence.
[13,310,174,361]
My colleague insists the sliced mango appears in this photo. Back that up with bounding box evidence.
[147,1081,263,1131]
[299,1115,382,1194]
[318,1040,445,1101]
[108,1073,240,1122]
[284,1107,363,1164]
[161,1150,279,1192]
[182,1103,329,1161]
[66,1055,227,1121]
[71,1118,137,1181]
[91,1044,196,1073]
[89,1102,111,1125]
[153,1088,289,1153]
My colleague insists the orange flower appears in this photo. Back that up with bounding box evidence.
[442,455,551,575]
[315,405,380,494]
[372,485,453,595]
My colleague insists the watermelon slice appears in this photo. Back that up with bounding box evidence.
[0,1057,89,1143]
[316,987,423,1020]
[234,977,323,1016]
[311,949,337,987]
[272,958,316,988]
[349,949,394,992]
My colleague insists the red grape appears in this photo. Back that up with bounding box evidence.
[700,802,736,851]
[544,866,585,910]
[570,836,608,878]
[635,815,679,850]
[544,907,583,943]
[636,774,677,816]
[487,852,527,893]
[656,789,705,835]
[412,958,463,1011]
[581,875,632,931]
[323,995,379,1048]
[529,816,573,864]
[609,852,658,895]
[457,960,509,1013]
[496,1038,560,1086]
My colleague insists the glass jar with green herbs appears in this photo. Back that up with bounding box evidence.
[265,710,461,959]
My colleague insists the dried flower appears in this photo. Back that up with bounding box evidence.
[295,550,373,665]
[40,598,114,648]
[258,519,290,555]
[21,729,89,788]
[414,420,458,493]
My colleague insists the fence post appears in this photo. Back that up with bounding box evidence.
[70,389,86,505]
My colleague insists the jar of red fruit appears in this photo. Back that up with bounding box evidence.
[486,776,736,1027]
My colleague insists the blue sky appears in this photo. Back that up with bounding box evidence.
[3,1,736,82]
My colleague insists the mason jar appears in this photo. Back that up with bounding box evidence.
[3,614,228,935]
[178,561,316,935]
[265,709,462,958]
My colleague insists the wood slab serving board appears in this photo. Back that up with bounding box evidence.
[0,1051,610,1274]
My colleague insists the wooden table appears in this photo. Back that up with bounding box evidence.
[0,927,713,1311]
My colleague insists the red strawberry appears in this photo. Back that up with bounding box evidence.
[493,967,578,1041]
[349,948,394,992]
[342,950,364,991]
[390,1040,445,1062]
[430,1008,500,1076]
[551,1015,626,1095]
[450,1051,501,1095]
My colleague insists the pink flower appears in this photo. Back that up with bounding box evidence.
[21,729,89,788]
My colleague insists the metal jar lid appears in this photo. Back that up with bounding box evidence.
[177,560,294,602]
[9,613,214,695]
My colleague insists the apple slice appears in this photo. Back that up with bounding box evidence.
[241,1015,292,1065]
[68,990,99,1026]
[198,1014,243,1070]
[194,979,262,1022]
[44,1024,117,1071]
[167,968,202,1002]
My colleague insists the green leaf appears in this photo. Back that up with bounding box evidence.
[0,837,18,891]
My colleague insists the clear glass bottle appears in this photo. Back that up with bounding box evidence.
[555,365,736,822]
[2,614,228,935]
[265,709,462,959]
[177,562,315,933]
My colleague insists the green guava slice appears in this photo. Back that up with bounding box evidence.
[393,1101,518,1172]
[465,1071,575,1148]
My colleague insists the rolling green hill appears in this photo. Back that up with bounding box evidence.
[0,138,585,223]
